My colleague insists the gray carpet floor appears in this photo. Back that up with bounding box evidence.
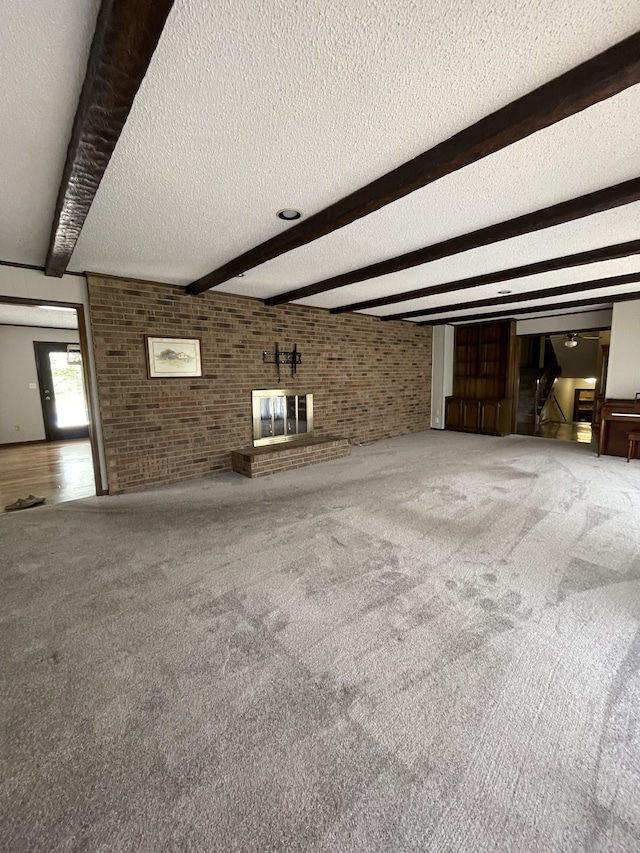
[2,430,640,852]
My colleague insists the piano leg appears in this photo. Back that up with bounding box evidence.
[598,418,606,457]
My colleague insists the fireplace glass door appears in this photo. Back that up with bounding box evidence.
[273,396,285,437]
[253,390,313,446]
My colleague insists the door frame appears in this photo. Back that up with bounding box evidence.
[0,295,106,496]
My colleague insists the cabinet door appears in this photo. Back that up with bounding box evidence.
[445,397,462,429]
[480,399,513,435]
[480,400,500,434]
[462,399,480,431]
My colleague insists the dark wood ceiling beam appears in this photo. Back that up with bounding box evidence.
[45,0,175,277]
[265,178,640,305]
[416,291,640,326]
[186,30,640,296]
[330,239,640,314]
[381,271,640,321]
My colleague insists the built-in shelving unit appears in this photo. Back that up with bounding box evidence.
[445,320,518,436]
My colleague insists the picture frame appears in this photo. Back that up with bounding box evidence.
[145,336,202,378]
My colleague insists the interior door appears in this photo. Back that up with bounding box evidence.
[34,342,90,441]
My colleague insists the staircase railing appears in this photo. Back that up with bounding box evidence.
[534,344,561,427]
[551,394,567,423]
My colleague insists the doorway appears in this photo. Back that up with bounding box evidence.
[34,341,90,441]
[0,298,103,510]
[516,328,609,445]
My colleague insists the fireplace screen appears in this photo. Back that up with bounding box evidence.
[252,390,313,446]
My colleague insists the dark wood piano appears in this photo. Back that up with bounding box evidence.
[598,396,640,457]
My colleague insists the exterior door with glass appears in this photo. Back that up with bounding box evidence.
[33,342,90,441]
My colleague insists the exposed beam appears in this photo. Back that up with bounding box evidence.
[416,292,640,326]
[330,239,640,314]
[380,271,640,321]
[45,0,175,277]
[187,30,640,296]
[265,178,640,305]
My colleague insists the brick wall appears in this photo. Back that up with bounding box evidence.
[87,275,432,494]
[231,435,351,478]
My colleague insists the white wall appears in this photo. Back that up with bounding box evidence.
[516,309,612,336]
[430,325,454,429]
[0,325,80,443]
[606,300,640,400]
[544,377,596,423]
[0,265,88,304]
[0,266,107,489]
[543,377,573,422]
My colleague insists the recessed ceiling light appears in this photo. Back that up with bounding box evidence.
[277,209,302,221]
[497,290,512,295]
[38,305,75,312]
[237,273,245,277]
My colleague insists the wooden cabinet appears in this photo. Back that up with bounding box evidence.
[446,397,512,436]
[573,388,595,422]
[462,399,481,431]
[440,398,481,431]
[445,320,518,437]
[445,397,463,429]
[480,399,512,435]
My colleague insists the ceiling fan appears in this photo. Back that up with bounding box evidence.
[562,331,600,348]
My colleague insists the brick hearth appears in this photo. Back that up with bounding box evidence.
[232,435,350,478]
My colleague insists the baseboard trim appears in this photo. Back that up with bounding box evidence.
[0,438,47,448]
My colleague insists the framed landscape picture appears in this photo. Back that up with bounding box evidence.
[145,336,202,378]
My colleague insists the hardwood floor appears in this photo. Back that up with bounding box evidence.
[516,420,594,444]
[0,439,95,512]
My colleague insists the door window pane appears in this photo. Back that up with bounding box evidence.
[48,352,88,428]
[298,396,307,433]
[286,396,297,434]
[260,398,273,437]
[273,396,285,436]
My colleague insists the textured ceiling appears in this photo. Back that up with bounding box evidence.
[1,0,639,324]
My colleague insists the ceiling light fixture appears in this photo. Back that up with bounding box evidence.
[564,333,578,348]
[277,209,302,221]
